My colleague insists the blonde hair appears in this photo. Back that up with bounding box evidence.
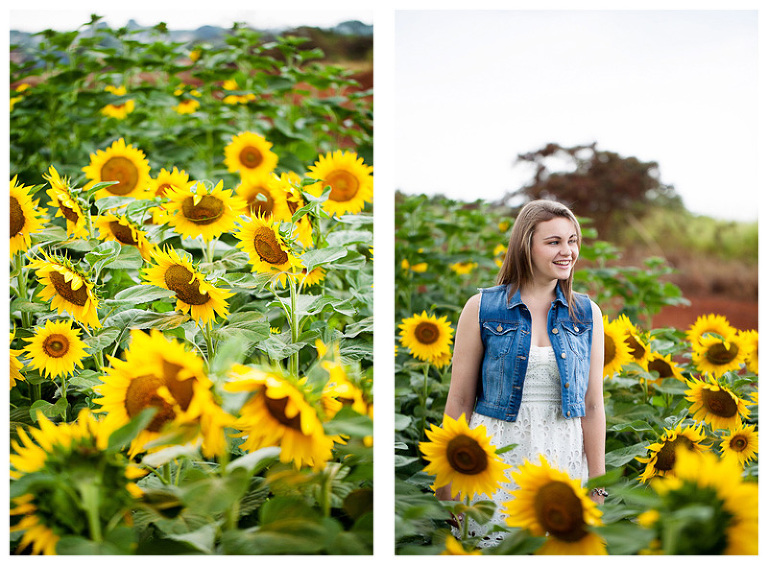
[496,199,586,320]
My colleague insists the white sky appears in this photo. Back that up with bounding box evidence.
[395,9,758,221]
[9,3,373,32]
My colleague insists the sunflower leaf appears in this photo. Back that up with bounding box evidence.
[300,247,349,272]
[106,285,177,306]
[107,407,157,453]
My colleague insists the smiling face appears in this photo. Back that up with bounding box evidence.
[529,217,580,284]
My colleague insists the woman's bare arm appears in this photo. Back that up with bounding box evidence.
[581,300,606,499]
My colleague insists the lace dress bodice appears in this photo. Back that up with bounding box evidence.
[460,345,588,547]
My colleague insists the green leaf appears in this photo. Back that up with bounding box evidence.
[323,407,372,438]
[82,327,122,353]
[29,397,68,422]
[226,446,281,474]
[605,443,649,468]
[180,471,251,515]
[106,285,176,306]
[107,408,157,453]
[300,247,349,272]
[609,420,654,434]
[56,536,123,555]
[162,523,218,555]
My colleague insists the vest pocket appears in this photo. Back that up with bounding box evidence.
[481,321,518,358]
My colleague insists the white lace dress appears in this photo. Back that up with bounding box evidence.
[460,345,588,547]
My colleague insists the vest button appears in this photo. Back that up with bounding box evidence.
[561,352,567,359]
[566,411,571,417]
[564,382,570,388]
[497,324,503,332]
[551,328,559,334]
[574,326,579,332]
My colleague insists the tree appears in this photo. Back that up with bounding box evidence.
[508,142,682,236]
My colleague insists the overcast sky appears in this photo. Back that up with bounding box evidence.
[395,9,758,222]
[9,3,372,32]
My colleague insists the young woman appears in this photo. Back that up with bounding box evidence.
[437,199,606,546]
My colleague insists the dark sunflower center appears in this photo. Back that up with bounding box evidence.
[161,360,194,411]
[625,333,646,360]
[164,264,211,306]
[246,187,274,216]
[43,334,70,358]
[445,434,487,475]
[326,170,360,203]
[125,374,176,432]
[100,156,140,195]
[704,341,739,366]
[49,270,89,307]
[655,435,694,472]
[730,435,748,452]
[156,183,173,197]
[414,321,440,345]
[109,221,139,245]
[59,202,81,224]
[239,146,264,170]
[286,198,301,215]
[264,395,303,431]
[701,387,738,418]
[604,334,616,366]
[10,196,25,238]
[534,482,588,542]
[648,358,673,379]
[181,195,225,225]
[253,226,288,265]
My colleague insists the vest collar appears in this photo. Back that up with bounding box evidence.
[506,283,569,309]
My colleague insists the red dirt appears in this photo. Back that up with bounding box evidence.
[652,295,758,332]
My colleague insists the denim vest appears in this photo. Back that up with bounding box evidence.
[474,284,593,421]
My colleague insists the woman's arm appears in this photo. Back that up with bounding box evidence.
[581,300,606,500]
[443,294,484,420]
[434,293,484,501]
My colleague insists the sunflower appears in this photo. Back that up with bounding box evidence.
[269,171,314,247]
[442,536,482,555]
[94,330,231,457]
[145,167,195,223]
[718,423,758,467]
[82,137,151,199]
[398,311,454,365]
[142,246,232,327]
[94,212,154,260]
[100,85,135,119]
[321,349,368,417]
[10,410,146,555]
[493,243,507,268]
[223,131,278,179]
[43,165,89,239]
[23,319,88,379]
[450,261,477,275]
[648,447,757,555]
[10,176,46,257]
[636,421,708,482]
[504,454,607,555]
[401,258,428,273]
[645,351,685,386]
[221,78,256,104]
[684,374,752,430]
[10,331,25,389]
[691,333,747,377]
[301,266,326,287]
[739,329,758,374]
[233,213,304,285]
[602,316,633,378]
[225,366,336,469]
[615,314,651,369]
[431,349,453,369]
[686,313,737,346]
[235,173,288,219]
[164,180,246,242]
[28,252,101,328]
[419,413,511,499]
[306,150,373,216]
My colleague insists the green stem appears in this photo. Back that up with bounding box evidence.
[14,253,32,329]
[288,276,300,379]
[203,323,215,365]
[79,481,103,543]
[462,495,470,541]
[419,363,430,441]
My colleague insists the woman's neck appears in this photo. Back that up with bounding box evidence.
[520,279,558,304]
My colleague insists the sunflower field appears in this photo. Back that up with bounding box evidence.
[9,17,373,555]
[394,193,758,555]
